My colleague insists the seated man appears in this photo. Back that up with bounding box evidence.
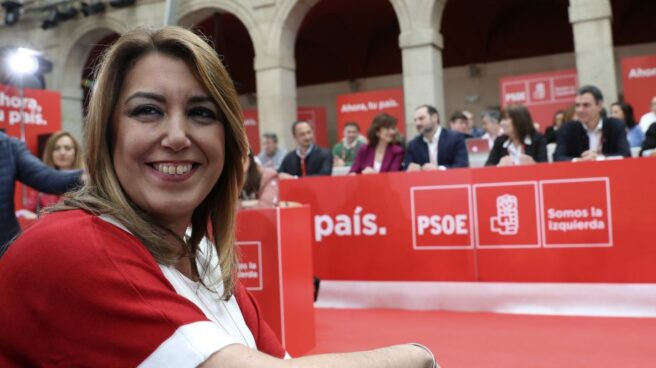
[278,121,333,178]
[481,109,503,148]
[553,85,630,162]
[332,122,363,167]
[403,105,469,171]
[257,132,287,170]
[463,110,484,138]
[448,111,473,139]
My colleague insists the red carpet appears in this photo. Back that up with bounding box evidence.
[308,308,656,367]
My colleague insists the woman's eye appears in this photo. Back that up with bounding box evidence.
[130,105,162,117]
[189,107,218,121]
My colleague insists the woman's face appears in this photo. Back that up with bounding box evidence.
[376,126,396,144]
[500,116,514,139]
[52,135,76,170]
[610,105,625,121]
[112,53,225,235]
[554,112,564,127]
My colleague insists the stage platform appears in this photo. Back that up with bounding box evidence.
[315,280,656,318]
[308,307,656,367]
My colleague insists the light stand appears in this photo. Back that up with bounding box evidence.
[6,47,40,205]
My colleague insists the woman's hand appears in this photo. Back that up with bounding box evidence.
[497,155,514,166]
[362,167,377,174]
[518,154,536,165]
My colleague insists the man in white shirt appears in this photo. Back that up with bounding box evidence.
[481,109,503,148]
[553,85,630,161]
[638,96,656,133]
[403,105,469,170]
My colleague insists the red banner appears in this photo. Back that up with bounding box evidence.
[0,84,61,211]
[336,88,405,140]
[0,84,61,155]
[500,70,577,132]
[280,158,656,283]
[621,55,656,119]
[244,107,329,154]
[297,106,328,148]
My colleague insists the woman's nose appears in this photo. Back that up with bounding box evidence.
[161,115,191,151]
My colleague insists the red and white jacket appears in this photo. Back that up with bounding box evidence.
[0,210,285,367]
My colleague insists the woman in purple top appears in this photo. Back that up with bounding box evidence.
[350,113,405,174]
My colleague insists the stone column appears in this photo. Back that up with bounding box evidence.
[569,0,618,106]
[399,28,446,135]
[59,88,85,141]
[254,55,298,150]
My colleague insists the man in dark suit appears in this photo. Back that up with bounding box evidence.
[553,85,630,162]
[403,105,469,171]
[1,131,83,254]
[278,121,333,178]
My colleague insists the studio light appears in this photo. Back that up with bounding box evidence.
[6,48,40,76]
[81,2,106,16]
[1,1,22,26]
[109,0,136,8]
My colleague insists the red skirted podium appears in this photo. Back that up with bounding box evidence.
[236,206,316,356]
[279,158,656,283]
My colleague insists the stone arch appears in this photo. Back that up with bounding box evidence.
[54,18,127,138]
[177,0,261,50]
[260,0,321,70]
[387,0,446,34]
[430,0,448,33]
[56,17,128,95]
[387,0,412,34]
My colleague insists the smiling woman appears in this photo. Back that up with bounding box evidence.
[23,131,83,217]
[0,27,436,368]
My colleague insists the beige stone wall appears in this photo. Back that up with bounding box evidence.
[1,0,650,150]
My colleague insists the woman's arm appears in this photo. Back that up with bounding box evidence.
[485,137,505,166]
[533,134,548,163]
[349,145,368,174]
[201,343,436,368]
[387,146,405,172]
[257,169,279,207]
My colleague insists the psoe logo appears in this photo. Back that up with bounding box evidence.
[505,91,526,103]
[314,206,387,242]
[490,194,519,235]
[416,214,468,236]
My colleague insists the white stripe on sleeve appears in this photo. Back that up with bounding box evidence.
[139,321,242,368]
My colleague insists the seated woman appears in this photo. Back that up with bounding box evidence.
[485,104,547,166]
[240,151,278,209]
[0,27,435,368]
[544,110,564,144]
[610,102,644,148]
[23,131,83,218]
[350,113,405,174]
